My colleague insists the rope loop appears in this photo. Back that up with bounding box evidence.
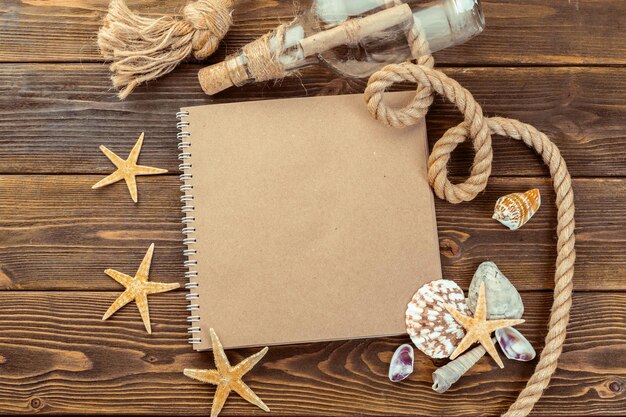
[365,62,433,127]
[429,122,492,203]
[365,61,493,203]
[365,20,575,417]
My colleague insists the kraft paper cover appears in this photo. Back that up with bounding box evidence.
[181,92,441,350]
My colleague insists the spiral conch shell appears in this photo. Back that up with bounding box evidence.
[432,338,495,393]
[405,279,470,358]
[493,189,541,230]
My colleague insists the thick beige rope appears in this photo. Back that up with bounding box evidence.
[98,0,233,99]
[365,30,575,417]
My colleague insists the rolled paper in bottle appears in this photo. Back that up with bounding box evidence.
[299,4,413,56]
[198,3,414,95]
[431,337,496,393]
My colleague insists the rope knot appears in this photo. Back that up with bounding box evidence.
[97,0,233,99]
[184,0,233,60]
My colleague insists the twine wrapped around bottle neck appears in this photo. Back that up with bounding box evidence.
[197,4,417,95]
[366,27,575,417]
[98,0,233,99]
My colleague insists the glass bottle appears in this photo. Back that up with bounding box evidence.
[199,0,484,95]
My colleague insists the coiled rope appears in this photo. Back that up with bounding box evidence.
[365,27,576,417]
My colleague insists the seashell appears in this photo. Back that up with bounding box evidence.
[388,344,414,382]
[405,279,471,359]
[467,261,524,320]
[431,337,496,393]
[492,189,541,230]
[496,326,536,362]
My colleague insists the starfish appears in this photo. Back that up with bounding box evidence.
[445,282,525,368]
[184,328,270,417]
[92,132,167,203]
[102,243,180,333]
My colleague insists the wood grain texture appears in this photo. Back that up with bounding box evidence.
[0,0,624,414]
[0,0,625,64]
[0,175,623,291]
[0,291,623,415]
[0,65,625,177]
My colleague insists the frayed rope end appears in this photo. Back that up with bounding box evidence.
[97,0,234,99]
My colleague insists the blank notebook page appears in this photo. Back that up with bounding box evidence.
[180,92,441,350]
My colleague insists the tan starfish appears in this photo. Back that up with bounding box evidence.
[445,282,525,368]
[102,243,180,333]
[184,328,270,417]
[92,132,167,203]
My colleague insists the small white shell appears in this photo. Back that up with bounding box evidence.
[388,344,414,382]
[496,326,536,362]
[405,279,470,359]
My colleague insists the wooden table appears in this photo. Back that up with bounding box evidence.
[0,0,625,415]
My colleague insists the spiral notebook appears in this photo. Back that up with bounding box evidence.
[177,92,441,351]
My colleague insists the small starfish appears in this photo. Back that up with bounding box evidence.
[184,328,270,417]
[92,132,167,203]
[102,243,180,333]
[445,282,525,368]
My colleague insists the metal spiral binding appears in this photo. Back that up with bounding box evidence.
[177,110,202,346]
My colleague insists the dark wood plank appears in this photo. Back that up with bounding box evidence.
[0,65,624,177]
[0,175,183,291]
[0,0,624,65]
[0,291,623,415]
[0,175,623,291]
[0,1,622,416]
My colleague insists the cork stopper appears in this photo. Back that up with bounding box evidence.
[198,58,249,95]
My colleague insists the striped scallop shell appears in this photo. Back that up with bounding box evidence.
[493,189,541,230]
[405,279,470,359]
